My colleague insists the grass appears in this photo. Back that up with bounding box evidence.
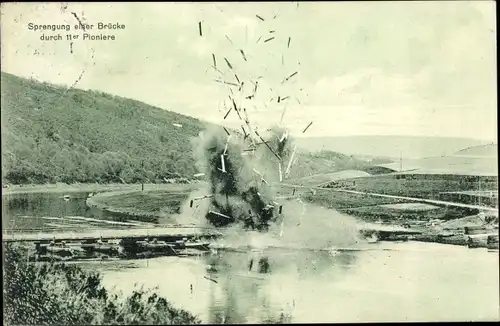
[3,243,202,325]
[299,188,478,222]
[336,173,498,200]
[340,204,478,222]
[99,191,190,214]
[84,183,198,223]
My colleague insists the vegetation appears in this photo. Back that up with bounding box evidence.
[3,243,201,325]
[90,189,191,221]
[301,189,477,222]
[340,174,498,199]
[1,72,211,185]
[1,72,380,186]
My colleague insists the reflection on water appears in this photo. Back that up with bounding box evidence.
[2,192,128,232]
[97,242,499,323]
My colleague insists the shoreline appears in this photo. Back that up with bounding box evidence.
[2,183,146,195]
[3,183,497,250]
[2,182,204,196]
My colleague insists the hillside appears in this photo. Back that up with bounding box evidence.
[1,72,212,184]
[454,143,497,157]
[1,72,379,185]
[294,135,489,159]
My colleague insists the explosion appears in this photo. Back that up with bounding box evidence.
[187,4,311,233]
[193,125,294,231]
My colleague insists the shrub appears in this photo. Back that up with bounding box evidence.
[3,244,201,325]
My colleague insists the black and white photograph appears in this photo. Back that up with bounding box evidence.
[1,1,498,324]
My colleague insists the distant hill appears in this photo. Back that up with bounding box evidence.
[294,135,490,159]
[290,170,371,187]
[454,143,497,157]
[286,150,382,181]
[378,143,498,176]
[1,72,380,185]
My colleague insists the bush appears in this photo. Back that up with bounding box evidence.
[3,244,201,325]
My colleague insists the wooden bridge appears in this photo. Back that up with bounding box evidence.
[2,226,223,243]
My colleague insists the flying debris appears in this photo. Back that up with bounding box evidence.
[287,37,291,48]
[279,130,288,142]
[239,49,247,61]
[255,131,282,161]
[252,169,269,186]
[212,53,217,68]
[224,57,233,70]
[189,194,214,208]
[223,135,231,155]
[279,105,287,124]
[208,211,232,220]
[214,79,239,87]
[172,123,183,128]
[197,7,302,232]
[220,155,226,173]
[282,71,298,84]
[198,21,203,36]
[302,121,313,133]
[285,145,297,177]
[223,107,232,120]
[241,125,249,139]
[193,173,206,178]
[252,80,259,94]
[204,276,218,284]
[225,35,234,45]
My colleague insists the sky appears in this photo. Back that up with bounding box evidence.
[1,1,497,141]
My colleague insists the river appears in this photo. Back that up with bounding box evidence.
[2,191,151,232]
[2,191,499,323]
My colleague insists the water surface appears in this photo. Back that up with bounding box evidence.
[97,241,499,323]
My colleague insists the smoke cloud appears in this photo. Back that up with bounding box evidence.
[191,125,294,231]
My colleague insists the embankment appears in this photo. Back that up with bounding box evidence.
[2,183,162,195]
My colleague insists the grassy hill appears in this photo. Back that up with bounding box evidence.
[1,72,380,185]
[1,72,212,184]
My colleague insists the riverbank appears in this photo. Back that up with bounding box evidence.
[1,182,199,195]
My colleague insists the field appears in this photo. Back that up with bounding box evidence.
[328,173,498,200]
